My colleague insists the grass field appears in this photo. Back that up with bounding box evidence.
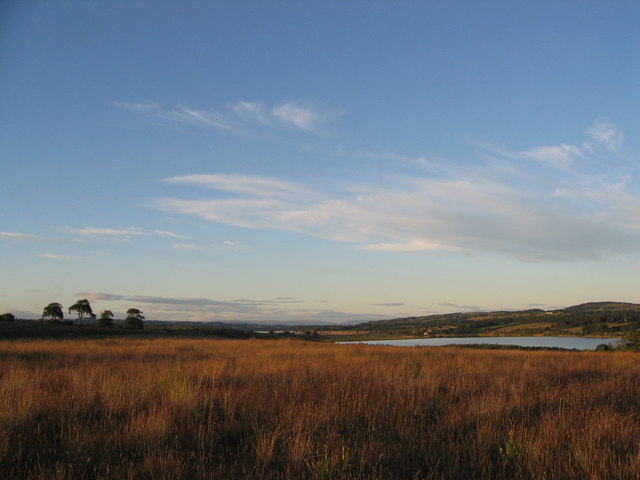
[1,338,639,479]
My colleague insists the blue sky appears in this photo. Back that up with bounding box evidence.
[1,1,638,323]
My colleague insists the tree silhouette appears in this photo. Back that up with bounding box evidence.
[97,310,114,328]
[42,303,64,322]
[69,299,96,323]
[124,308,145,329]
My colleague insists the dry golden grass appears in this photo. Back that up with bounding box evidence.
[0,338,639,479]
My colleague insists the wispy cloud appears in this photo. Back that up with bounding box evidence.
[586,120,624,151]
[151,123,639,262]
[0,232,39,240]
[517,144,581,170]
[154,230,190,239]
[63,226,148,237]
[271,102,320,131]
[75,292,256,313]
[76,292,305,308]
[481,142,582,171]
[63,226,191,240]
[363,240,458,253]
[216,240,250,251]
[40,253,80,260]
[73,292,324,322]
[230,101,271,126]
[169,107,236,131]
[164,174,310,198]
[373,302,405,307]
[115,100,339,135]
[114,101,237,132]
[483,120,625,170]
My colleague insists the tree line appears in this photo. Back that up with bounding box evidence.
[40,299,145,329]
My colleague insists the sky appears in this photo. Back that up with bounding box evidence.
[1,1,639,323]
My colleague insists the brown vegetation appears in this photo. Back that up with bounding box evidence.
[0,338,639,479]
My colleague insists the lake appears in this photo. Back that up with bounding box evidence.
[338,336,619,350]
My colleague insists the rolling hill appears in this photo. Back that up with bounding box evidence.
[338,302,640,338]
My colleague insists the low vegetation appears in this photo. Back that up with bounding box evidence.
[1,338,639,479]
[342,301,640,338]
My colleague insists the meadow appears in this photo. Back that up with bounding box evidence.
[0,338,638,479]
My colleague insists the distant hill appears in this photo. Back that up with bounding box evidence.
[342,302,640,337]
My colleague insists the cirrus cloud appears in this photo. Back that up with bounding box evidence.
[164,173,310,198]
[40,253,81,260]
[587,120,624,151]
[115,100,340,135]
[0,232,40,240]
[151,124,639,262]
[63,226,147,237]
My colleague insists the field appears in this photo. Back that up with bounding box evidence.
[1,338,639,479]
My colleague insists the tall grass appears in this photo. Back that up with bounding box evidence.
[0,338,638,479]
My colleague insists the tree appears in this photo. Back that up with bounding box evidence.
[97,310,114,328]
[124,308,145,329]
[618,329,640,352]
[0,313,15,322]
[42,303,64,322]
[69,299,96,323]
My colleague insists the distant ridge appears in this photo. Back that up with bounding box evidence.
[348,301,640,337]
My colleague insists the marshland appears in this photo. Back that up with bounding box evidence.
[1,338,638,479]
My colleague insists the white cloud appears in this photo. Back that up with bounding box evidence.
[230,101,270,125]
[153,123,638,262]
[362,240,459,252]
[579,178,640,233]
[63,227,194,240]
[164,173,309,198]
[41,253,80,260]
[484,122,625,171]
[154,230,190,239]
[115,101,237,132]
[63,226,147,236]
[116,100,339,135]
[168,107,235,131]
[0,232,39,240]
[517,144,581,170]
[272,102,320,131]
[153,198,287,230]
[154,173,639,261]
[217,240,250,251]
[587,120,624,151]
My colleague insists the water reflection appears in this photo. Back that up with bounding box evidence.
[338,336,618,350]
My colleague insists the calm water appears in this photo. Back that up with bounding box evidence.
[338,336,619,350]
